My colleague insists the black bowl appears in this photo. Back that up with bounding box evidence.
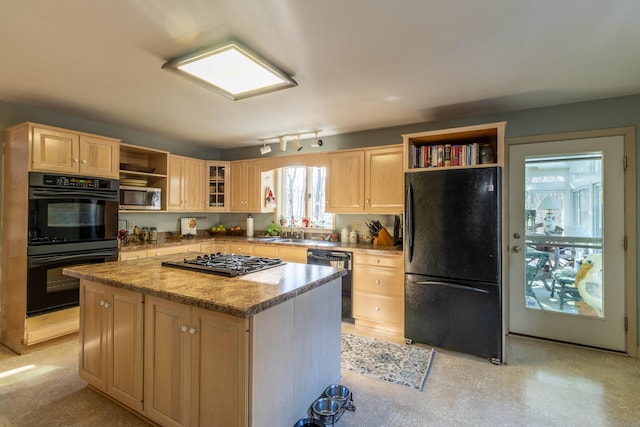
[292,418,326,427]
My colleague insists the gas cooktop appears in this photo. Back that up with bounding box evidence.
[161,253,285,277]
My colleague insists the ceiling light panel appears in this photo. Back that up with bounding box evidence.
[162,41,297,101]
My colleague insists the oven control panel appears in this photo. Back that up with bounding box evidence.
[36,173,115,189]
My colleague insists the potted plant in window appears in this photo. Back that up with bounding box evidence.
[267,221,282,236]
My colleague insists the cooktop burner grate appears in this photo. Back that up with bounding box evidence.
[161,253,285,277]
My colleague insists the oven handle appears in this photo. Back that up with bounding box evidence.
[29,188,118,201]
[28,250,118,266]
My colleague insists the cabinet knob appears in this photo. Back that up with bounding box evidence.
[99,300,105,307]
[73,158,79,163]
[155,252,160,256]
[81,159,87,164]
[189,327,197,335]
[181,325,189,333]
[375,279,381,284]
[375,307,381,311]
[103,301,111,308]
[376,259,381,264]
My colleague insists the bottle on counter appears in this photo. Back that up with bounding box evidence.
[150,227,158,242]
[341,227,349,242]
[141,227,150,242]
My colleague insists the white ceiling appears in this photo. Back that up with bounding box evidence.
[1,0,639,149]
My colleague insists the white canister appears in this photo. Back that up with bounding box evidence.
[349,230,358,243]
[246,214,254,237]
[341,227,349,242]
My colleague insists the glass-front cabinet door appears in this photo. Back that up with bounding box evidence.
[206,161,229,211]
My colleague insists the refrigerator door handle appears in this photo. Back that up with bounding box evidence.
[415,280,490,294]
[407,183,414,262]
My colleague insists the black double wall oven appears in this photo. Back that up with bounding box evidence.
[27,172,119,317]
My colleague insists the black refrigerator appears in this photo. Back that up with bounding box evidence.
[404,167,502,363]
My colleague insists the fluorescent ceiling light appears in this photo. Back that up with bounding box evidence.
[162,41,297,100]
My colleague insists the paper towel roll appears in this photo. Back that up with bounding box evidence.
[246,215,254,237]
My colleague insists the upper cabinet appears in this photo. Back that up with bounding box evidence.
[205,161,229,212]
[167,155,205,212]
[326,145,403,214]
[229,160,262,212]
[326,150,365,213]
[30,124,120,179]
[403,122,506,172]
[365,145,404,213]
[119,143,169,211]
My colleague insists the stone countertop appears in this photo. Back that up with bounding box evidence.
[119,234,403,256]
[63,253,346,318]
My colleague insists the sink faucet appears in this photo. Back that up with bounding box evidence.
[290,215,295,238]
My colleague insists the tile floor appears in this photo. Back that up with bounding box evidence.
[1,328,639,426]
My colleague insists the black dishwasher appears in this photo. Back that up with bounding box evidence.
[307,249,353,322]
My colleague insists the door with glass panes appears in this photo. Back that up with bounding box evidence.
[508,134,627,351]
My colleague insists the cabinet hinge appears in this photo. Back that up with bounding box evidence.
[624,315,628,332]
[623,156,628,171]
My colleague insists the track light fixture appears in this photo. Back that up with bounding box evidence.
[258,130,322,154]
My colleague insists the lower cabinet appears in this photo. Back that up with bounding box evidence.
[79,280,144,413]
[352,253,404,335]
[144,295,248,427]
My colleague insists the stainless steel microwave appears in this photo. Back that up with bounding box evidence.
[119,185,161,210]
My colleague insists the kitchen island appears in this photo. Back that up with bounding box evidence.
[63,254,345,427]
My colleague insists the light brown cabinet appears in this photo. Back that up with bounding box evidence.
[365,145,404,213]
[326,150,365,212]
[403,122,506,171]
[353,253,404,335]
[144,296,247,427]
[229,160,262,212]
[146,243,200,258]
[79,280,144,413]
[276,246,308,263]
[200,242,230,254]
[206,161,230,211]
[119,143,169,211]
[118,249,147,261]
[168,155,205,211]
[31,124,120,179]
[326,145,403,213]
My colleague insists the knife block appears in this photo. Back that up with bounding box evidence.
[373,227,394,247]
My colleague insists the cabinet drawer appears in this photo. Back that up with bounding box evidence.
[252,244,279,258]
[353,267,403,297]
[277,246,307,264]
[228,243,252,255]
[119,249,147,261]
[353,292,403,327]
[147,243,200,257]
[354,253,402,269]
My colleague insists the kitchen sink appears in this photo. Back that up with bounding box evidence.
[258,237,340,247]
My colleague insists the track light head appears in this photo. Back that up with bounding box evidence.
[279,137,287,151]
[259,144,272,155]
[293,136,302,151]
[311,130,323,147]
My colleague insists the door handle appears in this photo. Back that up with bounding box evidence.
[512,246,521,253]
